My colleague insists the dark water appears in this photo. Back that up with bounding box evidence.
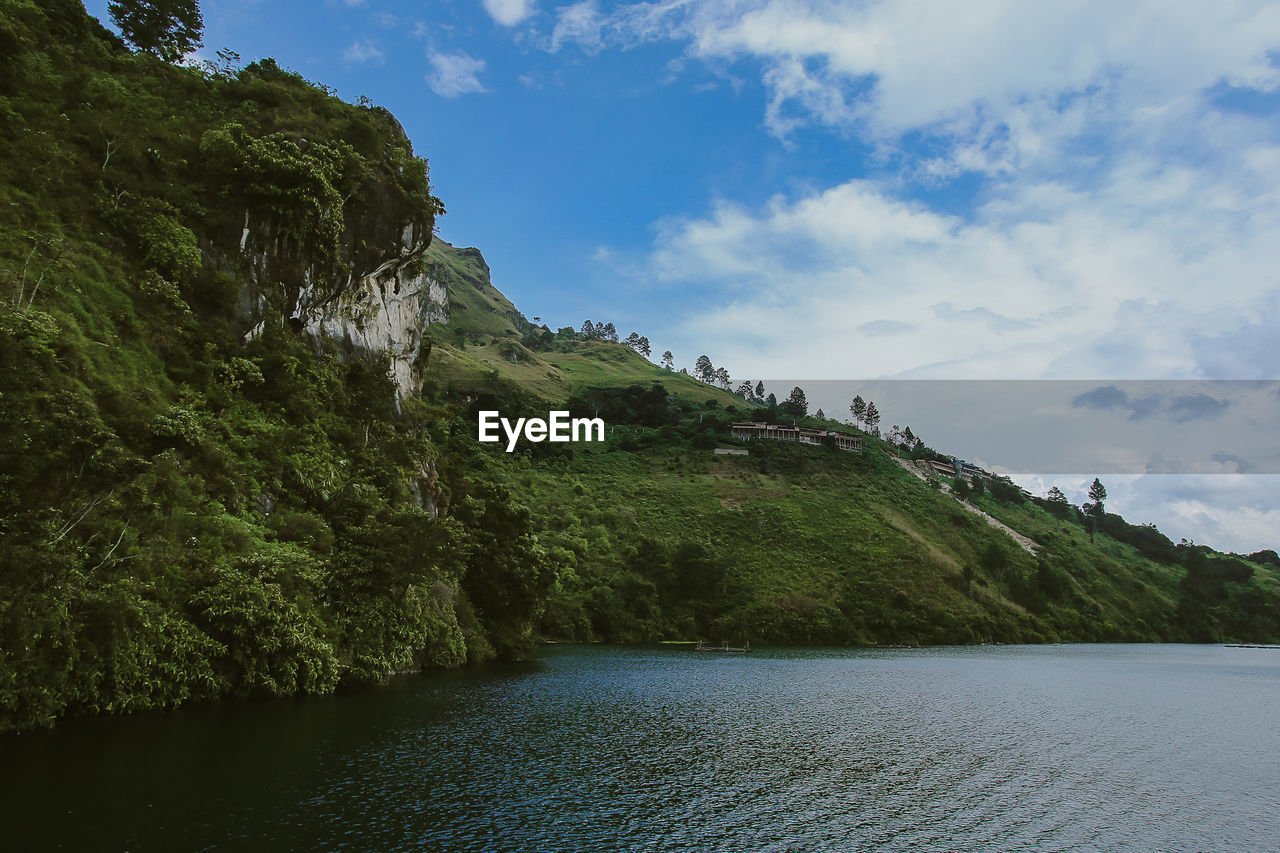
[3,644,1278,851]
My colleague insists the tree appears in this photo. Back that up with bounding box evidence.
[1045,485,1070,519]
[109,0,204,63]
[621,332,652,357]
[1083,478,1107,544]
[602,322,618,342]
[849,395,866,429]
[815,408,825,420]
[865,401,880,434]
[735,381,754,400]
[714,367,731,390]
[694,355,714,384]
[764,392,777,407]
[660,350,674,370]
[580,320,596,339]
[780,386,808,417]
[754,381,765,400]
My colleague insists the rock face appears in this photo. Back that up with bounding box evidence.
[235,203,450,399]
[301,243,449,399]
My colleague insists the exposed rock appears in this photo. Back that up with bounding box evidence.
[302,254,448,399]
[233,190,450,398]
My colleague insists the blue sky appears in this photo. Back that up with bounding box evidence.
[85,0,1280,551]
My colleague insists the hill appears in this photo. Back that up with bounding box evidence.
[1,0,1277,734]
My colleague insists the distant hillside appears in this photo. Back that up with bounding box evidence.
[421,239,741,406]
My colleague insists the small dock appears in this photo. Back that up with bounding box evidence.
[694,640,750,653]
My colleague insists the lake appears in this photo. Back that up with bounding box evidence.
[2,644,1277,851]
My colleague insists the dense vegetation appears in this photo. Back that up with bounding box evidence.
[449,385,1280,647]
[0,0,539,733]
[2,1,1278,735]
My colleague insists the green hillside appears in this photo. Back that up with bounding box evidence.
[422,240,742,406]
[445,392,1280,647]
[1,0,1277,735]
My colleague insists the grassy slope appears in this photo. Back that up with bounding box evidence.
[478,425,1280,646]
[421,240,743,407]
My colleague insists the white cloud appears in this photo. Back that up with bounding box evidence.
[558,0,1280,148]
[343,39,383,64]
[552,1,606,53]
[649,133,1280,380]
[426,51,490,97]
[482,0,537,27]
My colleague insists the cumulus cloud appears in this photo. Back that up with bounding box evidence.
[343,39,383,64]
[551,0,1280,148]
[482,0,537,27]
[645,122,1280,380]
[426,51,490,97]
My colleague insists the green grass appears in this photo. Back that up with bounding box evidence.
[420,240,744,407]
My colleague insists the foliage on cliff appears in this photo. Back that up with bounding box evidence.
[0,0,542,734]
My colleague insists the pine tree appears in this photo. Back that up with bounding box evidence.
[782,386,808,417]
[661,350,674,370]
[850,395,866,429]
[1084,478,1107,543]
[754,381,765,400]
[865,401,880,434]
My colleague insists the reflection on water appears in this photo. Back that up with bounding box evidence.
[2,644,1278,851]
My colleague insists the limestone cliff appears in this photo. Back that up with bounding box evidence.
[224,125,455,398]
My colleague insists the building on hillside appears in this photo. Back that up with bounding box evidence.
[730,422,862,453]
[920,457,993,484]
[955,460,991,483]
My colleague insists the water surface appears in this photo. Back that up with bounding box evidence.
[2,644,1277,851]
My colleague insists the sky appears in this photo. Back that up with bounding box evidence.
[84,0,1280,552]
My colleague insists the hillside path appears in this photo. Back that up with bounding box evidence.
[891,457,1039,555]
